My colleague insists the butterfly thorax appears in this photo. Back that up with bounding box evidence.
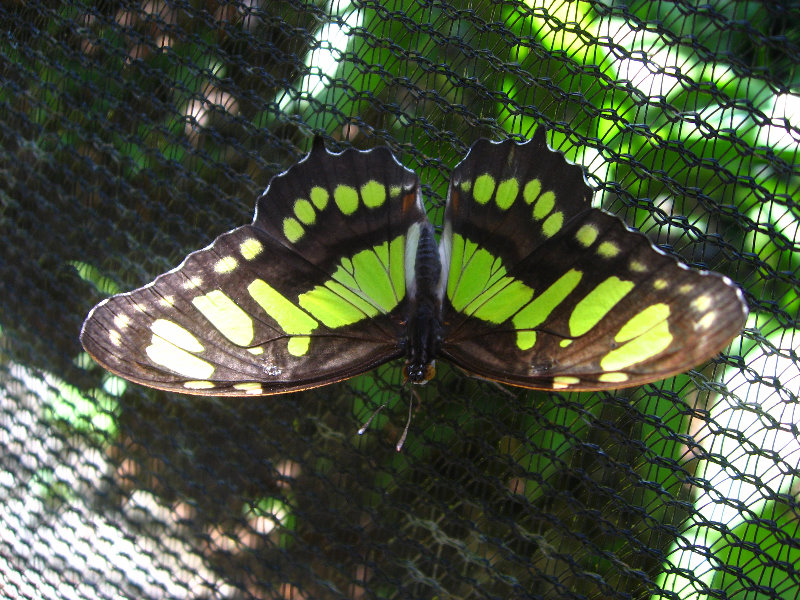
[403,222,443,384]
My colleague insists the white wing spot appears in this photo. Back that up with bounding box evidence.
[234,382,263,395]
[599,372,629,383]
[653,279,668,290]
[214,256,239,273]
[629,260,647,272]
[109,330,121,346]
[113,314,130,329]
[692,294,712,312]
[552,376,580,389]
[183,276,203,289]
[240,238,264,260]
[696,311,718,330]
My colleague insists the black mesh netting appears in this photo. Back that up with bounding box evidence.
[1,1,798,598]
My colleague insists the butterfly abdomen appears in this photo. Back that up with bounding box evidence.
[403,221,443,383]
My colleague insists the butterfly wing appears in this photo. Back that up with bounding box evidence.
[439,128,748,391]
[81,139,427,395]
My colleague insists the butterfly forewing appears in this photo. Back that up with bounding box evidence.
[440,129,748,391]
[440,129,592,268]
[81,140,427,395]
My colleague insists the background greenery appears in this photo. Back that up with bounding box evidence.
[1,1,797,598]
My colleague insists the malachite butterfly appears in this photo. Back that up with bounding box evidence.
[81,128,747,402]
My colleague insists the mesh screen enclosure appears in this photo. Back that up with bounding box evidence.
[1,1,798,599]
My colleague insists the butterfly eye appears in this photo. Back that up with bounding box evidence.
[402,362,436,385]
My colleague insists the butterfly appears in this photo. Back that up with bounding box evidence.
[81,128,747,405]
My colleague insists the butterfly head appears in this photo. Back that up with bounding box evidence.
[403,360,436,385]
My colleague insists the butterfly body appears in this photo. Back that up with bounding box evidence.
[402,220,444,384]
[81,129,747,398]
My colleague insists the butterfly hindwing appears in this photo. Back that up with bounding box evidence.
[81,140,427,395]
[440,129,747,391]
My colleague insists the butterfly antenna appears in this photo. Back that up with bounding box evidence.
[358,402,387,436]
[395,389,415,452]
